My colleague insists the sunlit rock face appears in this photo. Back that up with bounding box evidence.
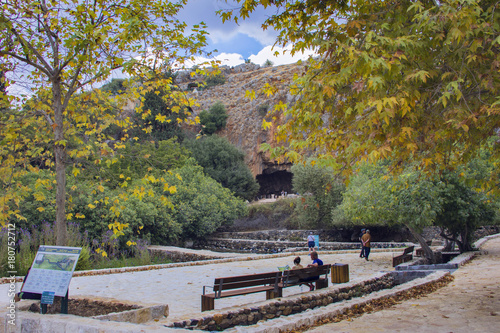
[180,62,303,197]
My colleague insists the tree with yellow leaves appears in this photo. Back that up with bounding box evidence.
[0,0,208,245]
[223,0,499,187]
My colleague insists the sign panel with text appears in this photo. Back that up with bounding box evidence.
[21,246,81,297]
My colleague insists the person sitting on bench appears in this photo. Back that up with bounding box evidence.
[301,251,323,291]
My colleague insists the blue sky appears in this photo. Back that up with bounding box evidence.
[177,0,315,67]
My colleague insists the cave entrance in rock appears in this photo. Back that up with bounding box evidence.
[256,169,293,198]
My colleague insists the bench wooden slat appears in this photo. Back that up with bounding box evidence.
[214,277,280,291]
[204,285,275,299]
[214,271,280,284]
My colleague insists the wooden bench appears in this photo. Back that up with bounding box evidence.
[279,264,332,291]
[416,241,432,257]
[201,271,282,311]
[392,246,415,267]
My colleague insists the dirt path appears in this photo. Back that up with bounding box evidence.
[306,236,500,333]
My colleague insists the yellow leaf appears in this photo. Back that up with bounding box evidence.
[37,207,45,212]
[34,193,46,201]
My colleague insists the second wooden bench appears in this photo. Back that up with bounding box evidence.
[201,271,282,311]
[392,246,414,267]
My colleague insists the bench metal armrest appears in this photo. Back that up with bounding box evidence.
[202,285,214,295]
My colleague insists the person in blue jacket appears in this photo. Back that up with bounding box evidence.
[302,251,324,291]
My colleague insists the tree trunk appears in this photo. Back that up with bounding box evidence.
[406,224,436,264]
[53,81,67,246]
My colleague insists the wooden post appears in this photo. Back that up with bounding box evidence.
[331,264,349,283]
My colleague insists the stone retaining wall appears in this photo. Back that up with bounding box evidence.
[16,297,168,325]
[195,238,413,254]
[213,226,500,244]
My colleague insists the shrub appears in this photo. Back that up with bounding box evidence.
[199,101,228,135]
[164,159,248,239]
[184,136,259,201]
[291,161,345,228]
[204,73,226,88]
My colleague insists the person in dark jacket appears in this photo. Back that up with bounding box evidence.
[359,228,366,258]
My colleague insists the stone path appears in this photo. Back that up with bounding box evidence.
[305,236,500,333]
[1,249,396,324]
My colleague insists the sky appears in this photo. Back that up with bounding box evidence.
[177,0,316,67]
[6,1,315,98]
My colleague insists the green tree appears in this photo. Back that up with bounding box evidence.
[226,0,499,188]
[185,136,259,201]
[291,161,345,228]
[199,101,229,135]
[163,159,248,240]
[436,172,496,253]
[263,59,274,67]
[337,160,497,260]
[101,79,127,95]
[0,0,208,244]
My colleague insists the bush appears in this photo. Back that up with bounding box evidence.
[184,136,259,201]
[163,160,248,239]
[204,73,226,88]
[199,101,228,135]
[291,161,345,228]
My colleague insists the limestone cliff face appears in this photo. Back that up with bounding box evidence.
[181,62,303,179]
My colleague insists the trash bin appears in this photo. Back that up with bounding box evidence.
[331,263,349,283]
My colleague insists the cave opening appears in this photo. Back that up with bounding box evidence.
[256,169,293,199]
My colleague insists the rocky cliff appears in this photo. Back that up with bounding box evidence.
[179,62,304,196]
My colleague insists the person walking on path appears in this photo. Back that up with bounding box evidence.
[361,229,371,261]
[359,228,366,258]
[307,232,316,252]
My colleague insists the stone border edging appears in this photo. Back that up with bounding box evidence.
[15,296,168,325]
[473,232,500,250]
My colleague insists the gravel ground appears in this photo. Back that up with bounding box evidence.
[305,237,500,333]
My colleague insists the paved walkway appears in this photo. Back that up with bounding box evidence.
[1,249,396,323]
[306,236,500,333]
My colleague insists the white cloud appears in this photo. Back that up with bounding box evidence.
[187,44,316,68]
[188,52,244,67]
[249,45,317,66]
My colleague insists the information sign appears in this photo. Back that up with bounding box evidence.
[41,291,55,305]
[21,246,81,297]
